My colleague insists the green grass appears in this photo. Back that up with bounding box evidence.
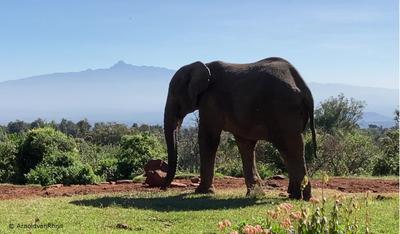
[0,188,398,233]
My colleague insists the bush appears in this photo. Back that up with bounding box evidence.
[373,129,399,175]
[216,160,243,177]
[255,141,285,174]
[26,151,98,186]
[305,130,381,176]
[256,163,274,179]
[0,138,18,182]
[177,127,200,173]
[16,128,77,181]
[96,158,118,181]
[116,133,165,179]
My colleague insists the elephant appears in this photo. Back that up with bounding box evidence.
[161,57,316,200]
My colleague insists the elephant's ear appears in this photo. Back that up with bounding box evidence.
[188,61,211,107]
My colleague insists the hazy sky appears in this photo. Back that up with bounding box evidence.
[0,1,398,88]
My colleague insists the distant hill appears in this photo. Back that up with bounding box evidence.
[0,61,397,127]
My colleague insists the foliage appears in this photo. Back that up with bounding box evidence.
[26,151,98,186]
[255,141,285,174]
[76,119,92,138]
[89,122,131,145]
[0,137,17,182]
[6,120,29,134]
[256,163,275,179]
[216,159,243,177]
[30,118,46,129]
[58,118,79,137]
[95,158,118,181]
[0,100,397,184]
[315,93,365,133]
[373,129,399,175]
[305,131,381,176]
[215,132,243,177]
[177,127,200,173]
[16,128,77,182]
[116,133,165,179]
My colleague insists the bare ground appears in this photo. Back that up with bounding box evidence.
[0,177,398,200]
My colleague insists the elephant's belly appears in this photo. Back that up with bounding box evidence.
[222,116,271,141]
[222,108,304,141]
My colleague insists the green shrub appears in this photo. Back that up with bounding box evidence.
[373,129,399,175]
[256,163,274,179]
[16,128,76,182]
[96,158,118,181]
[216,160,243,177]
[255,141,285,174]
[26,151,98,186]
[0,138,18,182]
[116,133,165,179]
[305,130,381,176]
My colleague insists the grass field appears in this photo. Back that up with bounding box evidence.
[0,187,398,234]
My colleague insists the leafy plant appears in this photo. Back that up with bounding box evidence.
[0,137,17,182]
[26,151,98,186]
[116,133,165,179]
[16,127,77,183]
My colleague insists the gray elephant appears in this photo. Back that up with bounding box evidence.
[162,57,316,200]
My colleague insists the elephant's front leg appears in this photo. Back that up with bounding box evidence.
[195,124,221,194]
[235,136,263,196]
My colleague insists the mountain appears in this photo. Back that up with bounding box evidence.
[0,61,174,124]
[0,61,398,127]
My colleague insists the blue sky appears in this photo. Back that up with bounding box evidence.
[0,0,398,88]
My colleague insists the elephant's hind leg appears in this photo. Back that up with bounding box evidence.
[273,134,311,200]
[235,135,263,196]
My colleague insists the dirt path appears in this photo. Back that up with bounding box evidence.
[0,177,397,200]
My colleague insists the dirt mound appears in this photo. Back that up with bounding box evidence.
[0,177,397,200]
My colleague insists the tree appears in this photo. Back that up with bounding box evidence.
[76,119,91,138]
[394,109,399,128]
[30,118,45,129]
[89,122,130,145]
[315,94,365,133]
[7,120,29,134]
[58,119,78,137]
[373,110,399,175]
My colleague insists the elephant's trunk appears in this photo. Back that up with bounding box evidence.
[162,98,181,188]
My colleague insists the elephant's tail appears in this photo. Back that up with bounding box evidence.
[309,106,317,162]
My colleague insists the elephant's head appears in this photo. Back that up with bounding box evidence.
[162,61,211,188]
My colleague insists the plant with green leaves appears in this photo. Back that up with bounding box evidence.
[26,151,98,186]
[16,127,77,183]
[0,137,18,182]
[116,133,165,179]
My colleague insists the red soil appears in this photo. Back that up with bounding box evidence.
[0,177,397,200]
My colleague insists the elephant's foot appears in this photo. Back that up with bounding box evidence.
[302,183,312,201]
[195,185,215,194]
[287,183,311,201]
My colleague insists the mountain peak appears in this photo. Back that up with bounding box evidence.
[110,60,131,69]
